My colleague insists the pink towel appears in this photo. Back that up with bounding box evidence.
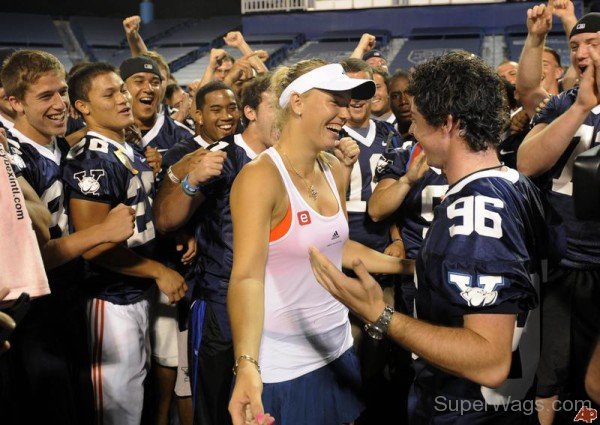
[0,144,49,300]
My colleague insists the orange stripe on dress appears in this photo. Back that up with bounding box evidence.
[269,201,292,242]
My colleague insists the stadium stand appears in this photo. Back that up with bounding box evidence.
[154,15,241,46]
[388,27,483,71]
[0,13,62,46]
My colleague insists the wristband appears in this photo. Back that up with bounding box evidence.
[181,174,200,197]
[167,166,181,185]
[232,355,261,376]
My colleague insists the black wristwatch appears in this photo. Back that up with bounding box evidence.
[364,305,394,340]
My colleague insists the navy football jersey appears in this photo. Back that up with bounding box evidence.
[375,142,449,259]
[142,110,195,154]
[413,168,549,423]
[531,87,600,267]
[162,135,250,338]
[7,129,70,239]
[344,119,402,252]
[63,131,157,304]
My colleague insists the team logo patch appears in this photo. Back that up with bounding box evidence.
[459,286,498,307]
[297,211,311,226]
[9,153,26,170]
[448,272,504,308]
[73,169,106,195]
[375,155,393,176]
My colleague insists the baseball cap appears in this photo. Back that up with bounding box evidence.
[120,56,163,82]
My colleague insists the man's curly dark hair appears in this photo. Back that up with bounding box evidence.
[406,51,509,152]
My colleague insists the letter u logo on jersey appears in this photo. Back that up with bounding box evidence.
[74,169,106,195]
[297,211,311,226]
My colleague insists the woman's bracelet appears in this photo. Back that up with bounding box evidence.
[232,354,261,376]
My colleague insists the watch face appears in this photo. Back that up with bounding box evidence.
[366,325,383,340]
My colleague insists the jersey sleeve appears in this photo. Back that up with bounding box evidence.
[374,147,409,182]
[161,138,198,170]
[531,90,574,126]
[425,191,538,315]
[63,152,125,204]
[7,140,43,192]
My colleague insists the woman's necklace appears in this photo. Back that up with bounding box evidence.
[282,152,318,200]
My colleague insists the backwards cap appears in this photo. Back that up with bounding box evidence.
[278,63,375,108]
[120,56,163,82]
[570,12,600,39]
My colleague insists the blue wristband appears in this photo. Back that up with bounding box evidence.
[181,174,201,197]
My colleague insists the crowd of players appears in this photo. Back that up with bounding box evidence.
[0,1,599,424]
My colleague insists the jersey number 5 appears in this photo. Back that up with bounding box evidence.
[447,195,504,239]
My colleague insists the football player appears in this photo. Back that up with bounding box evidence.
[64,61,187,424]
[311,51,553,424]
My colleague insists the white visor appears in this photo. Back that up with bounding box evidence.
[278,63,376,108]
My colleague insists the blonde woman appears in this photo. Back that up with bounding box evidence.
[227,59,413,425]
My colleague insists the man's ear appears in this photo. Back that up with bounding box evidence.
[194,107,204,126]
[244,105,257,123]
[442,114,455,135]
[74,100,90,116]
[7,95,24,114]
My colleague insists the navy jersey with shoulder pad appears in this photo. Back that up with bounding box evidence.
[344,119,402,252]
[142,111,195,154]
[531,87,600,267]
[8,129,70,239]
[161,135,210,171]
[63,131,157,304]
[412,168,549,423]
[375,142,449,259]
[163,135,250,338]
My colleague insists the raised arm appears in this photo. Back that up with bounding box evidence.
[227,160,279,425]
[351,33,376,60]
[553,0,580,89]
[224,31,269,73]
[516,3,553,117]
[517,50,600,176]
[123,15,148,57]
[200,49,227,87]
[553,0,578,38]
